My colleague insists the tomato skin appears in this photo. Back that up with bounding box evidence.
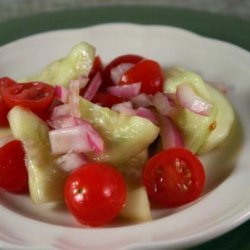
[143,148,205,207]
[92,93,123,108]
[119,59,164,95]
[0,77,16,127]
[103,54,143,88]
[0,140,28,193]
[89,56,103,80]
[2,82,55,116]
[65,163,127,227]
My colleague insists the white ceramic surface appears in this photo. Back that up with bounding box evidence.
[0,23,250,250]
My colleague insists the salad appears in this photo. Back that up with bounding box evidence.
[0,42,236,227]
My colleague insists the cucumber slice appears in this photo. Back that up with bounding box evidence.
[164,67,217,153]
[79,97,160,166]
[119,184,152,222]
[20,42,95,87]
[119,150,152,222]
[8,106,67,204]
[199,85,235,153]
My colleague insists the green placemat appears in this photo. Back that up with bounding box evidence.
[0,5,249,250]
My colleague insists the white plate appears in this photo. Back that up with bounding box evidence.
[0,23,250,250]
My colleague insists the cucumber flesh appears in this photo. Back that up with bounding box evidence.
[8,106,67,204]
[19,42,95,87]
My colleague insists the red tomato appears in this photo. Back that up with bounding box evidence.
[89,56,103,80]
[103,54,143,88]
[0,140,28,193]
[0,77,16,92]
[0,77,16,126]
[2,82,55,116]
[65,163,127,227]
[92,93,123,108]
[119,59,164,95]
[143,148,205,207]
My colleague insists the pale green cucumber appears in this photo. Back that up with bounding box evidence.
[164,67,217,153]
[199,85,235,153]
[79,97,160,166]
[8,106,67,204]
[19,42,95,87]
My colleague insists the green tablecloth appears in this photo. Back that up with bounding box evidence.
[0,5,249,250]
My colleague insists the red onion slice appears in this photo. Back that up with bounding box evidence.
[136,107,159,124]
[50,104,71,120]
[69,79,81,118]
[107,82,141,99]
[49,123,104,154]
[111,101,136,116]
[110,63,134,85]
[132,93,152,108]
[83,72,102,101]
[176,83,213,116]
[159,116,184,149]
[152,92,175,116]
[56,152,88,172]
[55,85,69,103]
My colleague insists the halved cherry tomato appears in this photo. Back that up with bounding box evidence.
[65,163,127,227]
[2,82,55,116]
[143,148,205,207]
[103,54,143,88]
[0,77,16,126]
[92,93,123,108]
[0,140,28,193]
[0,77,16,92]
[89,56,103,80]
[119,59,164,95]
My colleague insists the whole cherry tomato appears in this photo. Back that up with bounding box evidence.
[0,140,28,193]
[64,163,127,227]
[143,148,205,207]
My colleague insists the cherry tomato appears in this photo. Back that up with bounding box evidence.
[65,163,127,227]
[92,93,123,108]
[103,54,143,88]
[119,59,164,95]
[89,56,103,80]
[143,148,205,207]
[2,82,55,116]
[0,77,16,92]
[0,77,16,126]
[0,140,28,193]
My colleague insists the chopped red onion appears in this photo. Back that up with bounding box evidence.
[152,92,175,116]
[110,63,134,85]
[49,123,104,154]
[83,72,102,101]
[50,104,70,120]
[176,83,213,116]
[159,116,184,149]
[111,101,136,116]
[69,79,81,118]
[132,93,152,108]
[107,82,141,99]
[56,152,88,172]
[136,107,159,124]
[49,116,79,129]
[55,85,69,103]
